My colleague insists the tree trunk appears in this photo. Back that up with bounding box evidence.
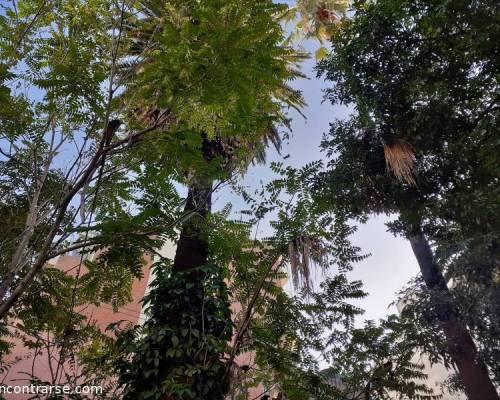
[172,134,222,272]
[173,181,212,272]
[408,231,499,400]
[121,135,239,399]
[123,176,232,400]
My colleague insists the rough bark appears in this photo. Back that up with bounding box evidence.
[408,231,499,400]
[172,135,223,273]
[172,182,213,273]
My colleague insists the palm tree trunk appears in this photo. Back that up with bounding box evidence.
[173,181,212,273]
[408,230,499,400]
[148,136,229,400]
[123,173,231,400]
[173,134,224,272]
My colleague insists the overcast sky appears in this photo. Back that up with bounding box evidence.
[217,39,420,324]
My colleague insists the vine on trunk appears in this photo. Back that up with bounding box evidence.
[117,263,232,400]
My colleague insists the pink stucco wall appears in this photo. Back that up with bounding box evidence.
[0,254,152,399]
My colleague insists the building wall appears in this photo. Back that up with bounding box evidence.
[0,254,152,399]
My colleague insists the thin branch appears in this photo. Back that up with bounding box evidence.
[12,0,49,57]
[224,255,284,381]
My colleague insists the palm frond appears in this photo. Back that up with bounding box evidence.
[288,236,327,292]
[384,138,416,185]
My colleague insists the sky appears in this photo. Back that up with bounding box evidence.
[217,39,420,324]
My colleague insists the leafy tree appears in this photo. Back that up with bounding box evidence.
[0,3,191,396]
[234,163,442,400]
[0,0,184,322]
[315,0,500,399]
[113,1,306,399]
[2,2,496,400]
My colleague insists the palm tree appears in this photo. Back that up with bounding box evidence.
[116,1,307,398]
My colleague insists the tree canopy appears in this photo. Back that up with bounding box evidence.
[0,0,498,399]
[316,0,499,398]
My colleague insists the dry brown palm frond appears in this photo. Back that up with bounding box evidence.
[315,3,338,24]
[288,236,327,292]
[383,138,416,185]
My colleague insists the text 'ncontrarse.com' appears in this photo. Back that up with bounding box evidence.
[0,385,103,396]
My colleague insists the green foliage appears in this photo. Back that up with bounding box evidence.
[3,264,121,398]
[4,0,493,399]
[292,0,349,42]
[1,0,110,125]
[0,3,188,392]
[248,277,365,400]
[113,1,310,398]
[126,0,305,141]
[117,263,232,400]
[327,315,444,400]
[315,0,500,391]
[217,162,440,399]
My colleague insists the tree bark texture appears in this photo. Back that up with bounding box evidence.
[409,231,499,400]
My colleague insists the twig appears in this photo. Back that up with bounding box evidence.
[224,255,284,381]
